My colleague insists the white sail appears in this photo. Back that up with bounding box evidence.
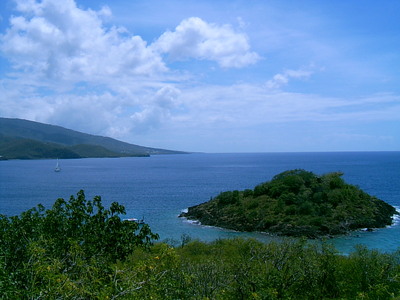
[55,159,61,172]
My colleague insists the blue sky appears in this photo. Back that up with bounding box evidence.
[0,0,399,152]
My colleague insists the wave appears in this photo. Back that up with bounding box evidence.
[184,219,202,225]
[387,206,400,228]
[179,208,201,225]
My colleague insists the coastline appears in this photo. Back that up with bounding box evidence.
[179,206,400,240]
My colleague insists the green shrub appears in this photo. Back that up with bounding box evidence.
[1,191,400,299]
[0,190,158,298]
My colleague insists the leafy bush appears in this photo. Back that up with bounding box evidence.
[1,191,400,299]
[113,238,400,299]
[0,190,158,298]
[218,190,240,205]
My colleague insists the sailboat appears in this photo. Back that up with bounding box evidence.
[54,159,61,172]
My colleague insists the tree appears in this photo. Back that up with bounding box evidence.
[0,190,159,297]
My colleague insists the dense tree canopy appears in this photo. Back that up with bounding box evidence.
[0,190,158,298]
[181,169,398,237]
[0,190,400,299]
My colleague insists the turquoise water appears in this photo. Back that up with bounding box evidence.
[1,152,399,253]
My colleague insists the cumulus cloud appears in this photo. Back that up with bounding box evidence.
[0,1,262,137]
[0,88,124,134]
[130,86,182,132]
[0,0,192,136]
[1,2,260,84]
[266,69,313,90]
[1,0,166,82]
[152,17,260,68]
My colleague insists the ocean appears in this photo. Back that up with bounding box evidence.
[1,152,399,253]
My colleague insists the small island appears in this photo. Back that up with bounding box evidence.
[180,169,398,238]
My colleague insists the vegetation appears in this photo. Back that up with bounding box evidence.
[0,117,186,159]
[0,135,80,159]
[181,169,398,238]
[0,191,159,298]
[0,135,149,159]
[1,191,400,299]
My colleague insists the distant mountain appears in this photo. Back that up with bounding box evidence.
[0,117,186,159]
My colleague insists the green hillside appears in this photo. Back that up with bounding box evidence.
[0,135,80,159]
[181,169,398,238]
[0,117,185,159]
[0,135,149,159]
[68,144,133,158]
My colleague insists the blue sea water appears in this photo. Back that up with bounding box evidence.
[1,152,399,254]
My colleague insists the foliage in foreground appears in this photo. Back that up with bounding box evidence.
[182,169,398,237]
[0,190,158,298]
[1,191,400,299]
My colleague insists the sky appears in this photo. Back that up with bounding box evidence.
[0,0,399,153]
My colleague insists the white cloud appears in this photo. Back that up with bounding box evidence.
[0,89,123,134]
[0,0,261,138]
[266,68,313,90]
[152,17,260,68]
[1,0,398,152]
[0,81,185,138]
[171,84,400,134]
[153,85,181,109]
[1,0,166,82]
[130,86,182,132]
